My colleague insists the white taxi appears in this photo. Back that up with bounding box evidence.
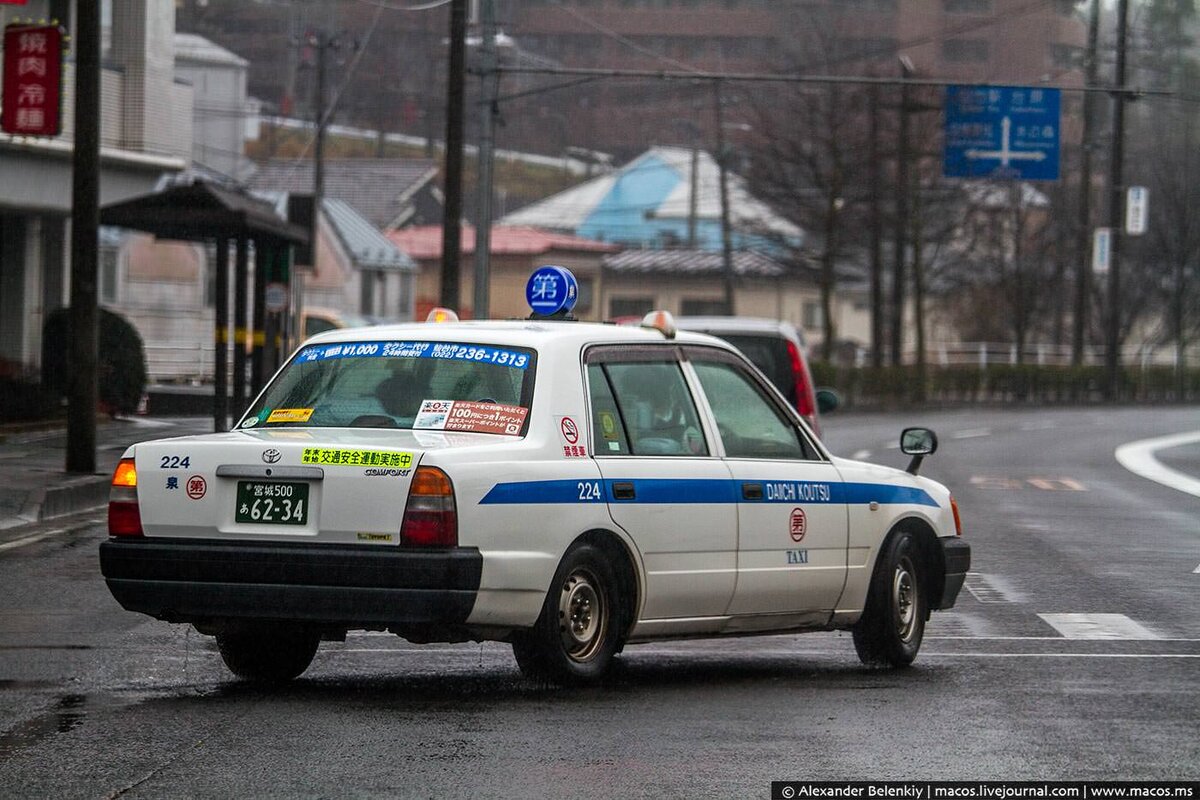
[100,268,969,685]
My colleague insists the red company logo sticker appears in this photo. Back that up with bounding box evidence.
[186,475,207,500]
[789,507,807,542]
[560,416,579,444]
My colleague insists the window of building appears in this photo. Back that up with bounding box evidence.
[837,37,899,61]
[802,301,823,330]
[1050,43,1082,69]
[576,277,594,313]
[609,297,655,319]
[944,0,991,13]
[681,298,730,316]
[942,38,990,62]
[99,247,120,305]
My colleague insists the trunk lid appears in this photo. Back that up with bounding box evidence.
[133,429,497,545]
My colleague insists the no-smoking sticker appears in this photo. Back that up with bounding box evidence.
[789,507,806,542]
[559,416,579,444]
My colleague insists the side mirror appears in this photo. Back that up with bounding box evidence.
[815,388,840,415]
[900,427,937,475]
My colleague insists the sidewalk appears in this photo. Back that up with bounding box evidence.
[0,416,214,533]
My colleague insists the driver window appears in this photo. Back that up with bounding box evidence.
[692,360,810,460]
[603,361,708,457]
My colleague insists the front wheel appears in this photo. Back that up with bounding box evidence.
[216,623,320,682]
[512,544,623,686]
[852,530,926,668]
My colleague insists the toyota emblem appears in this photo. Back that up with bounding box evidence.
[262,448,282,464]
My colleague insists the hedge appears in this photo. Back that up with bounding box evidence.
[41,308,147,416]
[810,362,1200,409]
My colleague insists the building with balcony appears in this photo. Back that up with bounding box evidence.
[0,0,192,374]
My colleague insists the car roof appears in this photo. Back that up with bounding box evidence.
[674,316,803,341]
[301,319,737,356]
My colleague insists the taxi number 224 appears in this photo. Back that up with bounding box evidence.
[577,481,602,501]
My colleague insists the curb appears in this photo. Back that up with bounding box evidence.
[1,475,109,530]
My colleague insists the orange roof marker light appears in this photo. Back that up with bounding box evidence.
[641,309,677,339]
[426,307,459,323]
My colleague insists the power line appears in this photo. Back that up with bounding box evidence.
[496,64,1169,97]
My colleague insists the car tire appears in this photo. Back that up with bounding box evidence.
[852,529,926,668]
[216,623,320,682]
[512,544,622,686]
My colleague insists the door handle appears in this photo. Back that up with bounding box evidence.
[612,482,636,500]
[742,482,763,500]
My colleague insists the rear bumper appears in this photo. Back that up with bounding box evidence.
[99,538,482,627]
[933,537,971,610]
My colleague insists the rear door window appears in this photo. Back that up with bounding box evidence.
[585,352,709,457]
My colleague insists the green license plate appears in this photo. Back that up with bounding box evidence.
[235,481,309,526]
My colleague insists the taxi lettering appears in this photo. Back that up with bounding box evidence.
[765,481,831,503]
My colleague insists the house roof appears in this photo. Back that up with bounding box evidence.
[174,34,249,68]
[248,159,439,230]
[100,179,309,245]
[387,225,620,260]
[323,199,416,272]
[602,248,798,278]
[499,146,803,246]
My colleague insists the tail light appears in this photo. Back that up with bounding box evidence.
[950,496,963,536]
[785,338,819,433]
[108,458,143,537]
[400,466,457,547]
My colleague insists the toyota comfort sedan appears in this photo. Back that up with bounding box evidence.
[100,268,968,686]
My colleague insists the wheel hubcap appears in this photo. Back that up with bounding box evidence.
[893,563,916,642]
[558,569,607,662]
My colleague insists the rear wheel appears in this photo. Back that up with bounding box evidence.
[216,623,320,682]
[852,530,926,668]
[512,544,623,686]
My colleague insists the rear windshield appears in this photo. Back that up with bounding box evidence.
[708,334,796,406]
[239,341,536,434]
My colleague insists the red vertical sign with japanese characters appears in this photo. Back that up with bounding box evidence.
[2,24,64,137]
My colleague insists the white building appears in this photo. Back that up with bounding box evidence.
[0,0,192,374]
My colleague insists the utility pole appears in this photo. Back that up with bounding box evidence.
[891,58,914,366]
[1073,0,1100,366]
[1105,0,1130,400]
[441,0,467,311]
[869,82,884,368]
[472,0,498,321]
[67,0,100,473]
[713,80,736,316]
[313,31,328,249]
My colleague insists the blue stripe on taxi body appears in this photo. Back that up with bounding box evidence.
[479,479,937,508]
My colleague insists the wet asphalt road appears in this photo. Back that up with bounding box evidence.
[0,406,1198,798]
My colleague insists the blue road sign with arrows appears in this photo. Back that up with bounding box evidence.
[943,86,1060,181]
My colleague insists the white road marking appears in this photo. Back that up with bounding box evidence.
[1114,429,1200,499]
[851,449,872,461]
[922,653,1200,659]
[951,428,991,439]
[335,647,1200,660]
[1039,613,1161,640]
[0,527,68,553]
[1194,563,1200,574]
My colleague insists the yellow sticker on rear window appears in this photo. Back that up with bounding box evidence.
[267,408,314,423]
[301,448,414,468]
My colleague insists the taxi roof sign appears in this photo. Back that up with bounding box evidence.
[526,265,578,318]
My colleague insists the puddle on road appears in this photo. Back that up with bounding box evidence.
[0,694,88,757]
